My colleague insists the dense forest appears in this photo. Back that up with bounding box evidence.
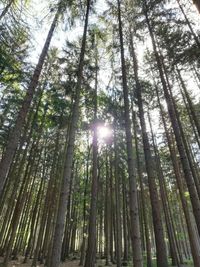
[0,0,200,266]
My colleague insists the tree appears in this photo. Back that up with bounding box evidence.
[193,0,200,13]
[48,1,91,266]
[129,33,168,267]
[117,1,143,266]
[0,0,64,195]
[84,27,99,267]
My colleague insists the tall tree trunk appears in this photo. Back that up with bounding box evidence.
[176,69,200,138]
[179,84,200,150]
[122,174,128,265]
[117,1,143,266]
[148,112,181,266]
[48,2,90,266]
[84,35,98,267]
[0,2,62,195]
[109,157,115,264]
[113,129,122,267]
[155,86,200,265]
[143,0,200,237]
[132,112,152,267]
[129,33,168,267]
[79,141,90,266]
[105,150,111,266]
[176,0,200,47]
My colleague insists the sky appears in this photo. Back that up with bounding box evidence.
[20,0,200,132]
[3,0,200,134]
[25,0,108,63]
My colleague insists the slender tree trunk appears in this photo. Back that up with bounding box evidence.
[48,2,90,266]
[143,0,200,237]
[193,0,200,13]
[3,106,47,265]
[129,33,168,267]
[79,141,90,265]
[179,86,200,150]
[117,1,143,266]
[148,112,181,266]
[156,86,200,265]
[105,150,111,266]
[0,0,14,20]
[113,129,122,267]
[176,69,200,138]
[132,112,152,267]
[109,157,115,264]
[84,35,98,267]
[122,174,128,265]
[4,146,42,266]
[0,2,62,195]
[176,0,200,47]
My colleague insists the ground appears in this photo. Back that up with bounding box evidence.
[0,258,194,267]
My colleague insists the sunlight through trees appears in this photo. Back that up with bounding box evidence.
[0,0,200,267]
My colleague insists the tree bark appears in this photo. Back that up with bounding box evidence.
[84,35,98,267]
[0,0,14,20]
[177,0,200,47]
[132,112,152,267]
[113,129,122,267]
[129,33,168,267]
[193,0,200,13]
[143,0,200,238]
[156,86,200,265]
[0,2,62,195]
[117,1,143,266]
[48,2,90,266]
[177,69,200,139]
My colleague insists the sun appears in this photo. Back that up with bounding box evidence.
[96,125,112,140]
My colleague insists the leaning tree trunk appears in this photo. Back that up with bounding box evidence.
[177,0,200,48]
[48,1,90,267]
[0,0,14,20]
[0,1,63,195]
[176,69,200,138]
[193,0,200,12]
[117,1,143,266]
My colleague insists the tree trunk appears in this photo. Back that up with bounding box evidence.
[79,141,90,266]
[117,1,143,266]
[0,3,62,195]
[132,112,152,267]
[143,0,200,238]
[113,129,122,267]
[0,0,14,20]
[84,33,98,267]
[156,86,200,265]
[176,0,200,47]
[193,0,200,13]
[122,174,128,265]
[148,112,181,266]
[129,33,168,267]
[105,150,111,266]
[47,1,90,266]
[177,69,200,138]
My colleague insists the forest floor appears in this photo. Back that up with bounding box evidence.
[0,258,194,267]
